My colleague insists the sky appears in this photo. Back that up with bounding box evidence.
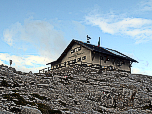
[0,0,152,76]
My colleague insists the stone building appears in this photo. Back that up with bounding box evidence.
[46,39,138,73]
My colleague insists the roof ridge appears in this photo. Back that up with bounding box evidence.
[74,39,138,62]
[46,39,138,65]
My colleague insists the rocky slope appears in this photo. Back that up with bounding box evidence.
[0,64,152,114]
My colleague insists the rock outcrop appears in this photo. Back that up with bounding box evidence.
[0,64,152,113]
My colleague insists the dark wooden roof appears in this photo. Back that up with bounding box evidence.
[46,39,138,65]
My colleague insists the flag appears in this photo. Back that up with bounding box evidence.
[87,35,91,40]
[98,37,100,47]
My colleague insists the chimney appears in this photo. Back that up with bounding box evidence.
[98,37,100,47]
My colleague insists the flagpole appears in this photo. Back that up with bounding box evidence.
[87,35,91,43]
[98,37,100,47]
[99,37,100,47]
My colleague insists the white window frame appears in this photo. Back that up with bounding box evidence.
[77,57,81,62]
[82,56,86,60]
[71,50,74,54]
[78,47,81,51]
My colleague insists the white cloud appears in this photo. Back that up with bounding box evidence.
[132,68,140,74]
[85,13,152,44]
[2,18,69,73]
[3,30,13,46]
[132,67,152,76]
[0,60,4,65]
[3,22,22,46]
[24,55,50,66]
[138,0,152,12]
[2,18,67,60]
[0,53,52,73]
[72,21,86,40]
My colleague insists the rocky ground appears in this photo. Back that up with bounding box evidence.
[0,64,152,114]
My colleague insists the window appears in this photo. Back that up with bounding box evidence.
[71,49,75,54]
[122,61,125,65]
[104,60,106,63]
[75,48,79,52]
[77,57,81,62]
[78,47,81,51]
[56,65,58,68]
[82,56,86,60]
[107,58,110,61]
[71,47,81,54]
[67,61,70,65]
[71,50,74,54]
[100,56,103,60]
[117,61,121,66]
[104,56,106,63]
[112,61,114,65]
[112,58,115,65]
[64,62,66,66]
[59,64,61,67]
[73,59,76,63]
